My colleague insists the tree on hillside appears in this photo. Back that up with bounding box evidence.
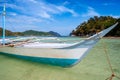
[70,16,120,37]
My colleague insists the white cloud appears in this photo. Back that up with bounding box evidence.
[8,12,17,16]
[82,7,100,17]
[110,15,120,18]
[63,1,70,5]
[7,15,42,24]
[6,15,42,32]
[103,3,114,6]
[6,0,78,19]
[29,0,38,3]
[38,11,51,18]
[6,3,24,11]
[56,6,79,16]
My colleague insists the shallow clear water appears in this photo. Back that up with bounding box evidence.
[0,38,120,80]
[0,36,82,44]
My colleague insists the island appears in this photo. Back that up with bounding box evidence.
[70,16,120,37]
[0,29,61,37]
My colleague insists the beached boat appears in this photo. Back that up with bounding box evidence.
[0,23,118,67]
[0,4,119,67]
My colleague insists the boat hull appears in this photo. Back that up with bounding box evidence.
[0,51,78,67]
[0,46,90,67]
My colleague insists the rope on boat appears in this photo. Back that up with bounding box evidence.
[101,39,120,80]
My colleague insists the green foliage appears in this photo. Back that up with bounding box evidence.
[0,28,13,36]
[70,16,120,37]
[23,30,52,36]
[0,28,61,37]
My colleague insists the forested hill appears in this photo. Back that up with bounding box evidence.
[70,16,120,37]
[0,29,61,37]
[22,30,61,36]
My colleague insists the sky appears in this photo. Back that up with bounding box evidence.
[0,0,120,36]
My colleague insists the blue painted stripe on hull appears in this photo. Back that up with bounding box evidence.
[0,52,78,67]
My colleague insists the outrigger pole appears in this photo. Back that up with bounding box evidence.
[2,3,6,45]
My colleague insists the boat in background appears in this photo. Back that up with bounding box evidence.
[0,3,119,67]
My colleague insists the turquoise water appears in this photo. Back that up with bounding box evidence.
[0,38,120,80]
[38,37,82,43]
[0,36,82,43]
